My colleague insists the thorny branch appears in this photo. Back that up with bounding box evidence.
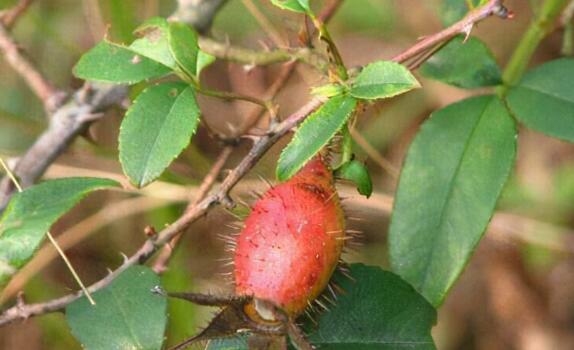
[0,0,511,327]
[0,0,33,29]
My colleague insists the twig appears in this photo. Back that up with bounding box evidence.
[0,23,63,112]
[0,0,34,28]
[170,0,228,34]
[151,146,234,273]
[391,0,510,64]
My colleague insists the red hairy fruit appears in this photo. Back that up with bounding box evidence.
[234,156,345,317]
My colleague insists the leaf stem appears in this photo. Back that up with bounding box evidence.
[499,0,570,94]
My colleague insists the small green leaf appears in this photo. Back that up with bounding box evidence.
[335,160,373,197]
[439,0,481,26]
[305,264,437,349]
[420,36,502,88]
[197,50,216,76]
[506,58,574,142]
[350,61,420,100]
[270,0,312,14]
[130,17,176,69]
[74,41,172,84]
[277,95,357,181]
[119,82,201,187]
[389,95,516,306]
[168,22,200,79]
[311,83,346,98]
[0,178,118,287]
[66,266,167,350]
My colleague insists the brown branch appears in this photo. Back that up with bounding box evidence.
[0,23,62,112]
[0,0,229,211]
[391,0,510,64]
[0,0,34,28]
[0,96,323,327]
[151,145,234,273]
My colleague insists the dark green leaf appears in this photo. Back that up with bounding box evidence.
[0,178,118,287]
[389,96,516,306]
[419,36,502,88]
[305,264,437,349]
[506,58,574,142]
[130,17,176,69]
[168,22,200,79]
[206,336,249,350]
[73,41,172,84]
[270,0,312,14]
[277,95,357,181]
[439,0,481,26]
[335,160,373,197]
[66,266,167,350]
[119,82,201,187]
[350,61,420,100]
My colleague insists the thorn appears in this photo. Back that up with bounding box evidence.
[462,23,473,43]
[151,285,166,296]
[144,225,157,238]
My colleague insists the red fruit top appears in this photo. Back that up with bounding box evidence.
[234,157,345,317]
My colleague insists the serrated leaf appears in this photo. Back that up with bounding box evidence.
[270,0,312,14]
[168,22,200,78]
[335,160,373,197]
[119,82,201,187]
[349,61,420,100]
[419,36,502,88]
[506,58,574,142]
[389,95,516,306]
[197,50,216,76]
[66,266,167,350]
[74,41,172,84]
[277,95,357,181]
[311,83,346,98]
[305,264,436,349]
[0,178,118,287]
[129,17,176,69]
[439,0,481,26]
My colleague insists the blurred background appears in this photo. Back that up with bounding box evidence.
[1,0,574,349]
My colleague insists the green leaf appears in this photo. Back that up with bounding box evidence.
[197,50,216,76]
[66,266,167,350]
[119,82,201,187]
[74,41,172,84]
[277,95,357,181]
[270,0,312,14]
[305,264,437,349]
[206,336,249,350]
[389,95,516,306]
[506,58,574,142]
[130,17,176,69]
[311,83,346,98]
[0,178,118,287]
[349,61,420,100]
[335,160,373,197]
[419,36,502,88]
[168,22,200,79]
[439,0,481,26]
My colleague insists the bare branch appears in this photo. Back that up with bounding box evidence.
[170,0,229,33]
[0,0,34,28]
[0,23,63,112]
[391,0,511,65]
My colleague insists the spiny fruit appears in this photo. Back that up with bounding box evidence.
[234,156,345,317]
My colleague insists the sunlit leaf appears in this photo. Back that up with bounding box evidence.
[0,178,118,287]
[350,61,420,100]
[270,0,312,14]
[74,41,171,84]
[277,95,357,181]
[119,82,201,187]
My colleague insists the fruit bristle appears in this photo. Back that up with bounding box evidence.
[234,156,346,317]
